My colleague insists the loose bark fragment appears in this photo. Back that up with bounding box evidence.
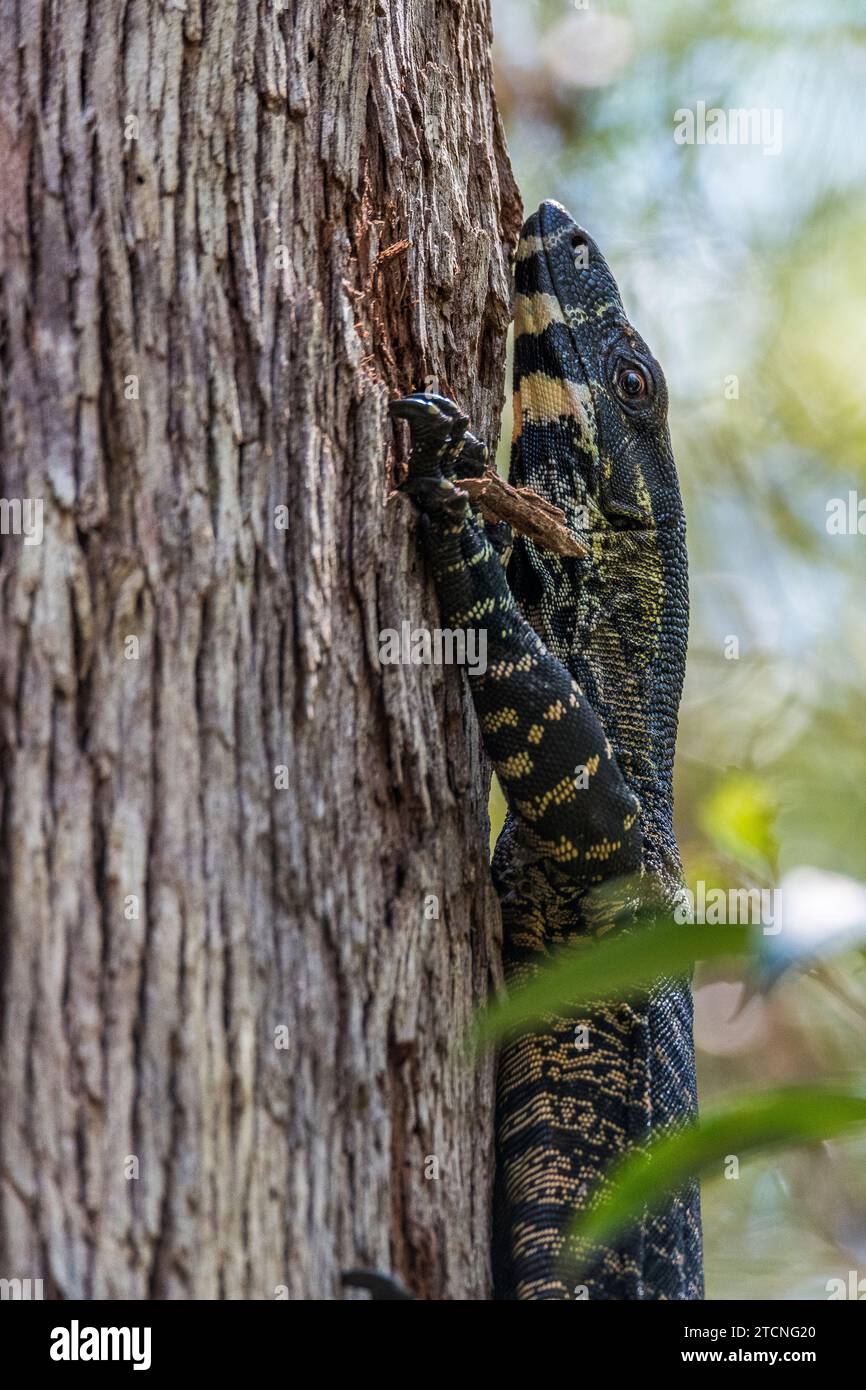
[456,472,588,557]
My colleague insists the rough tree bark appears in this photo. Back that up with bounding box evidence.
[0,1,520,1299]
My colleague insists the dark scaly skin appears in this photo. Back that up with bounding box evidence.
[391,200,702,1301]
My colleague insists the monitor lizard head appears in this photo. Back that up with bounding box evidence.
[509,200,689,876]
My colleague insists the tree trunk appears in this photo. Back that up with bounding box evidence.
[0,0,519,1299]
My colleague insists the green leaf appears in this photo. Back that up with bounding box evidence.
[472,916,754,1049]
[570,1087,866,1260]
[699,772,779,877]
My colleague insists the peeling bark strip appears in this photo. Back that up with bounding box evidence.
[456,472,588,558]
[0,2,519,1298]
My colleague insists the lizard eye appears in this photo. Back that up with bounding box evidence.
[605,337,664,417]
[615,367,648,399]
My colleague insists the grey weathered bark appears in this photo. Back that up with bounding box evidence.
[0,1,519,1298]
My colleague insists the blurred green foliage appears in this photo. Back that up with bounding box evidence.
[699,772,779,879]
[490,0,866,1298]
[570,1087,866,1264]
[474,917,753,1048]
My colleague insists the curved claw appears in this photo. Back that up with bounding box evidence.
[341,1267,414,1300]
[388,395,436,422]
[458,430,489,478]
[389,393,469,439]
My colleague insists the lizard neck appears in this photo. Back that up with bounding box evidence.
[508,418,688,886]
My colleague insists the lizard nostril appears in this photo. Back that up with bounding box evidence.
[571,231,589,267]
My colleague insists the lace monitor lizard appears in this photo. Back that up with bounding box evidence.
[390,199,703,1301]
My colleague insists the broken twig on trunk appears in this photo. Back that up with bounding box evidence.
[455,470,587,558]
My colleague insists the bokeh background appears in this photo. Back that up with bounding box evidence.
[490,0,866,1299]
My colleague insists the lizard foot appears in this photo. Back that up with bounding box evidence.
[390,393,488,520]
